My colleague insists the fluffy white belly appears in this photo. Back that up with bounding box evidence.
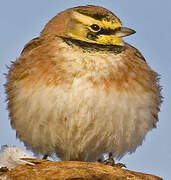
[12,78,155,161]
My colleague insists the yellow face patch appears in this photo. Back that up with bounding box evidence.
[72,11,122,30]
[96,35,124,46]
[68,11,124,46]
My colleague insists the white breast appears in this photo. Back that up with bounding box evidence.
[11,76,155,161]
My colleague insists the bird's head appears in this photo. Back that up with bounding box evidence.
[41,5,135,46]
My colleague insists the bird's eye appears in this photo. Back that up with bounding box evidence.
[90,24,100,32]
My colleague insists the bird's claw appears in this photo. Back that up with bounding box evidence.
[114,163,126,168]
[102,152,126,168]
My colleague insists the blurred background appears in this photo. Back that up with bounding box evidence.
[0,0,170,179]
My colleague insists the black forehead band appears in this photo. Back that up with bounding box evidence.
[76,10,110,21]
[90,13,110,21]
[96,27,121,35]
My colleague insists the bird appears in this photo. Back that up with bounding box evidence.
[6,5,162,162]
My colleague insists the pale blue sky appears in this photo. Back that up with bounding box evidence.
[0,1,170,179]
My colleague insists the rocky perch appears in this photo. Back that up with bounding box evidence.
[0,158,163,180]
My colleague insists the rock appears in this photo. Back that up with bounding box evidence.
[0,159,163,180]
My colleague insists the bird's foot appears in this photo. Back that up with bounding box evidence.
[0,167,8,173]
[112,162,126,168]
[0,167,9,176]
[100,152,126,168]
[42,155,48,160]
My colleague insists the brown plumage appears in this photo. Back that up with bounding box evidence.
[6,5,161,161]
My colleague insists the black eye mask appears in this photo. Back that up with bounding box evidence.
[61,36,125,54]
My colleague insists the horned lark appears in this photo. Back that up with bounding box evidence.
[6,5,161,161]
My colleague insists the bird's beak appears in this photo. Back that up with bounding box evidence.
[114,27,136,37]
